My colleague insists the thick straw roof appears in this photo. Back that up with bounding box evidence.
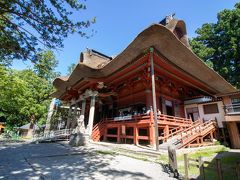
[53,19,236,99]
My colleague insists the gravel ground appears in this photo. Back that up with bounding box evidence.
[0,141,176,180]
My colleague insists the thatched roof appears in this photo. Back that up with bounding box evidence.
[53,18,237,99]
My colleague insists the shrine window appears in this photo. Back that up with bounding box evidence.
[232,98,240,104]
[203,103,219,114]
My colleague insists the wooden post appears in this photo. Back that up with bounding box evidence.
[134,126,139,145]
[149,110,156,146]
[117,125,121,143]
[184,154,189,180]
[198,156,205,180]
[149,125,155,146]
[165,125,169,142]
[150,47,159,151]
[210,131,213,142]
[196,137,200,144]
[236,162,240,180]
[221,128,227,144]
[216,158,222,180]
[103,127,107,141]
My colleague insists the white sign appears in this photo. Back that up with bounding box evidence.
[114,115,132,121]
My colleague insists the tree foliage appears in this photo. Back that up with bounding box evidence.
[0,67,51,127]
[33,50,60,82]
[0,50,59,128]
[190,3,240,88]
[0,0,95,64]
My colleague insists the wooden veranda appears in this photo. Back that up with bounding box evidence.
[92,111,217,149]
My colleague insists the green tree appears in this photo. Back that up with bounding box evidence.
[0,67,53,128]
[0,50,60,128]
[33,50,60,82]
[190,3,240,88]
[0,0,95,64]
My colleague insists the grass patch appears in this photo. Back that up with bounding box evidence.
[120,153,149,161]
[178,145,228,161]
[96,150,149,161]
[96,150,116,156]
[157,154,168,163]
[176,146,240,179]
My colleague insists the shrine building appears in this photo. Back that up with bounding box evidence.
[51,16,240,149]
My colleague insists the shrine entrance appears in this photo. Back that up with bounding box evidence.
[165,100,174,116]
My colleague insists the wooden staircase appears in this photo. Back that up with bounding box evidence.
[159,120,217,149]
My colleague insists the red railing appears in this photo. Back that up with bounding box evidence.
[92,119,106,141]
[92,113,195,143]
[101,113,192,125]
[158,114,193,125]
[159,120,200,142]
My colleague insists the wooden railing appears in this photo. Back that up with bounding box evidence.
[92,113,197,144]
[178,120,217,148]
[101,113,192,125]
[158,114,193,125]
[159,120,201,142]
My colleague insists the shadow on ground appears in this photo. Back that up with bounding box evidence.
[0,141,163,180]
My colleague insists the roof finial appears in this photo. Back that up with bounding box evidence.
[159,13,176,25]
[166,13,175,24]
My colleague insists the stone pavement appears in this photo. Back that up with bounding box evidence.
[0,141,176,180]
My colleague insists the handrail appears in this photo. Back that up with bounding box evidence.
[158,114,192,121]
[158,114,193,124]
[179,120,216,145]
[224,103,240,114]
[178,119,202,134]
[103,113,192,124]
[160,119,201,141]
[224,103,240,107]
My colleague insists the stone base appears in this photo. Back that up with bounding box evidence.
[69,133,89,146]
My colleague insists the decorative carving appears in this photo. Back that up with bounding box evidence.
[84,89,98,97]
[74,115,86,134]
[97,82,105,89]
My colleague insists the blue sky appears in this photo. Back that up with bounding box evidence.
[13,0,239,75]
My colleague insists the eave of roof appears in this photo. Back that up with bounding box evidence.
[53,22,237,99]
[216,91,240,97]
